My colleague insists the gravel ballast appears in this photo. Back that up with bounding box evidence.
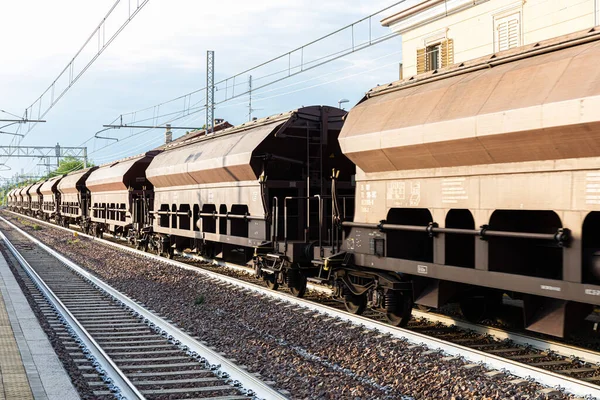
[4,213,574,400]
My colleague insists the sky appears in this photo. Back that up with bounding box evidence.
[0,0,411,180]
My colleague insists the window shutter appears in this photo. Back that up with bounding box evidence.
[441,38,454,67]
[417,47,426,74]
[496,12,520,52]
[507,18,519,49]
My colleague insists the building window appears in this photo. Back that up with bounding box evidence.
[426,43,441,71]
[495,12,521,52]
[417,38,454,74]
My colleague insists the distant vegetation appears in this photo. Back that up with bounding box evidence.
[1,156,95,205]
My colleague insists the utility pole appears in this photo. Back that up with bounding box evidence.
[206,50,215,134]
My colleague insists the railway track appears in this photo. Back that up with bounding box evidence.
[5,211,600,398]
[0,217,286,400]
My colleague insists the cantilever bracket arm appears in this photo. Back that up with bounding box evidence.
[94,127,119,141]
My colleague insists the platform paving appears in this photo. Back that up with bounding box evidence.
[0,249,80,400]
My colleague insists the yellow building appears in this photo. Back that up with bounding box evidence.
[382,0,600,77]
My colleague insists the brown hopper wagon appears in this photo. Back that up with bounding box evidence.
[28,180,46,217]
[57,166,99,229]
[86,151,158,238]
[7,189,17,210]
[331,27,600,336]
[40,175,65,221]
[145,106,354,294]
[16,185,31,212]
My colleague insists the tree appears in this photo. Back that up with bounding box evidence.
[49,156,95,177]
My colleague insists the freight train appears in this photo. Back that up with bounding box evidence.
[8,28,600,337]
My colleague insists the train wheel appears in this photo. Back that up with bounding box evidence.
[264,273,279,290]
[385,291,413,327]
[344,293,366,315]
[287,270,307,298]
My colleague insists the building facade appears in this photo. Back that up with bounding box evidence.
[382,0,600,78]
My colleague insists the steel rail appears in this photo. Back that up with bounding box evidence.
[13,210,600,368]
[0,216,287,400]
[5,212,600,397]
[173,248,600,366]
[0,230,144,400]
[176,250,600,366]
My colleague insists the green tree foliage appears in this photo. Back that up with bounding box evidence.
[49,156,95,177]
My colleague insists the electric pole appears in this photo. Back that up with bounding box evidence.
[206,51,215,134]
[248,75,253,122]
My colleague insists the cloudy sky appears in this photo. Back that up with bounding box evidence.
[0,0,410,179]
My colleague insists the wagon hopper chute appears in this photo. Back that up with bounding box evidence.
[57,166,99,230]
[86,151,159,238]
[335,27,600,336]
[145,106,355,291]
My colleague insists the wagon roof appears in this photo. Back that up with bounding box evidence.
[146,106,345,187]
[58,166,99,194]
[340,27,600,173]
[28,180,46,194]
[86,151,159,193]
[18,185,32,197]
[40,175,64,195]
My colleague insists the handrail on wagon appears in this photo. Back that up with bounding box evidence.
[341,221,571,247]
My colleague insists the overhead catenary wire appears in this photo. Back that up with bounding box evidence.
[1,0,152,179]
[84,55,403,161]
[86,46,404,157]
[113,0,409,124]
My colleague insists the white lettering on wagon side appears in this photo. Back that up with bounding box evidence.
[540,285,561,292]
[586,173,600,205]
[441,177,468,204]
[360,183,377,213]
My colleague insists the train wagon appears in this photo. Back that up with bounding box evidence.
[7,188,16,210]
[145,106,355,294]
[10,188,19,210]
[57,167,98,230]
[16,186,29,212]
[86,151,159,238]
[28,180,46,218]
[40,175,65,221]
[327,28,600,336]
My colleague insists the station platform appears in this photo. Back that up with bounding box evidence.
[0,250,80,400]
